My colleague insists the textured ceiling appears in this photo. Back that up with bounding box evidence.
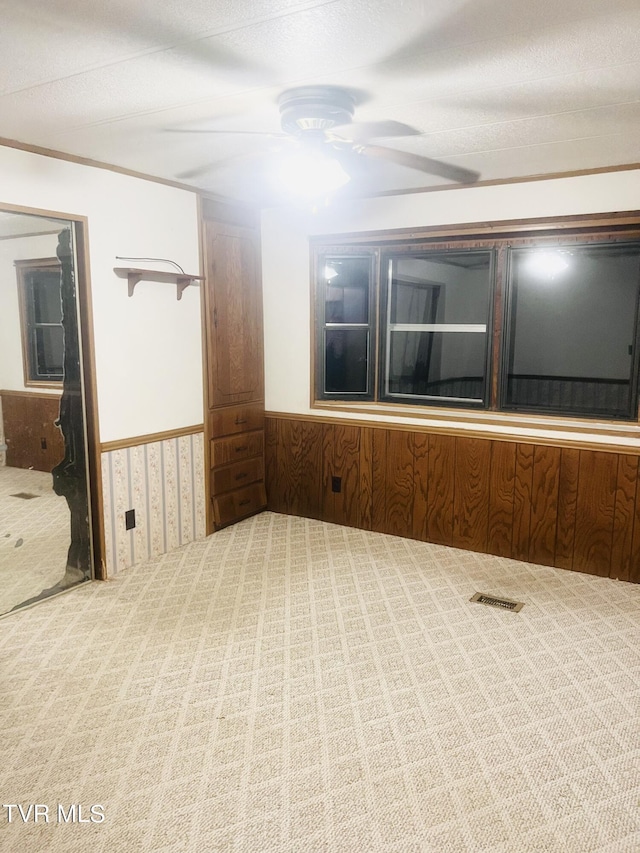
[1,0,639,205]
[0,210,68,239]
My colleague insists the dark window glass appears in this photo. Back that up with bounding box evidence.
[388,331,486,401]
[325,329,369,393]
[382,251,493,405]
[504,243,640,418]
[324,257,369,324]
[390,281,440,325]
[30,270,62,323]
[318,254,373,399]
[34,326,64,377]
[17,260,64,383]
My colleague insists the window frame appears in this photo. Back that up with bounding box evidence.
[15,257,64,389]
[378,248,496,410]
[314,248,378,401]
[500,239,640,422]
[312,211,640,427]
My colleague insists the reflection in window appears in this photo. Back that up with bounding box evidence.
[319,255,373,397]
[504,243,640,418]
[16,259,64,385]
[325,329,369,393]
[324,260,369,324]
[383,252,493,404]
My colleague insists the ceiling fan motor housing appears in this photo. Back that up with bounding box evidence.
[278,86,356,134]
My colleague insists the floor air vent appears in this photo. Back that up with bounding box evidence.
[470,592,524,612]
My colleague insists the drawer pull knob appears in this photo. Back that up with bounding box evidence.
[239,499,250,507]
[235,445,248,452]
[235,417,248,425]
[235,472,248,480]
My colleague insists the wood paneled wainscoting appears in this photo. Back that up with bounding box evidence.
[0,389,64,472]
[265,413,640,583]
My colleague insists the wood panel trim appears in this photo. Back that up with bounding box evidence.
[13,257,60,268]
[266,410,640,455]
[0,391,65,472]
[310,209,640,246]
[100,424,204,453]
[0,137,200,196]
[1,388,62,400]
[312,401,640,440]
[4,139,638,210]
[265,413,640,583]
[0,139,256,210]
[200,195,260,228]
[198,194,214,536]
[74,221,106,581]
[0,200,90,228]
[4,136,640,211]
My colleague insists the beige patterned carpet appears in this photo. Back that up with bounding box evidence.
[0,466,76,615]
[0,511,638,852]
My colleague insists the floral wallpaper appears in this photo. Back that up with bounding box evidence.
[101,431,206,575]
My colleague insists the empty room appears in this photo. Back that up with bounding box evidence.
[0,1,639,851]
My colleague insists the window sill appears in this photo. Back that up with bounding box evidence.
[308,399,640,454]
[1,387,63,399]
[23,380,64,391]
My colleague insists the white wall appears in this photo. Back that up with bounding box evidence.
[261,168,640,447]
[0,146,202,443]
[0,231,61,392]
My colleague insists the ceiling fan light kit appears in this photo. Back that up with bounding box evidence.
[277,85,356,134]
[173,85,479,200]
[269,146,352,202]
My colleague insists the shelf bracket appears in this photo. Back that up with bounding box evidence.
[176,277,192,301]
[114,267,204,300]
[127,272,144,298]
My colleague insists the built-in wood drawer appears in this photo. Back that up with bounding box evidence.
[213,482,266,528]
[209,403,264,438]
[211,457,264,496]
[211,430,264,468]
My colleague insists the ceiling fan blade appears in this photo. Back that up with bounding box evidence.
[336,120,421,142]
[176,161,224,180]
[166,128,287,138]
[361,144,479,184]
[176,150,268,180]
[375,0,544,78]
[171,40,271,78]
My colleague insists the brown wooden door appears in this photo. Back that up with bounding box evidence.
[205,220,264,407]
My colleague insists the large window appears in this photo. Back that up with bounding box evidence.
[381,251,493,407]
[16,258,64,386]
[313,221,640,421]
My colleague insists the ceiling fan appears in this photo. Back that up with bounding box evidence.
[170,85,480,191]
